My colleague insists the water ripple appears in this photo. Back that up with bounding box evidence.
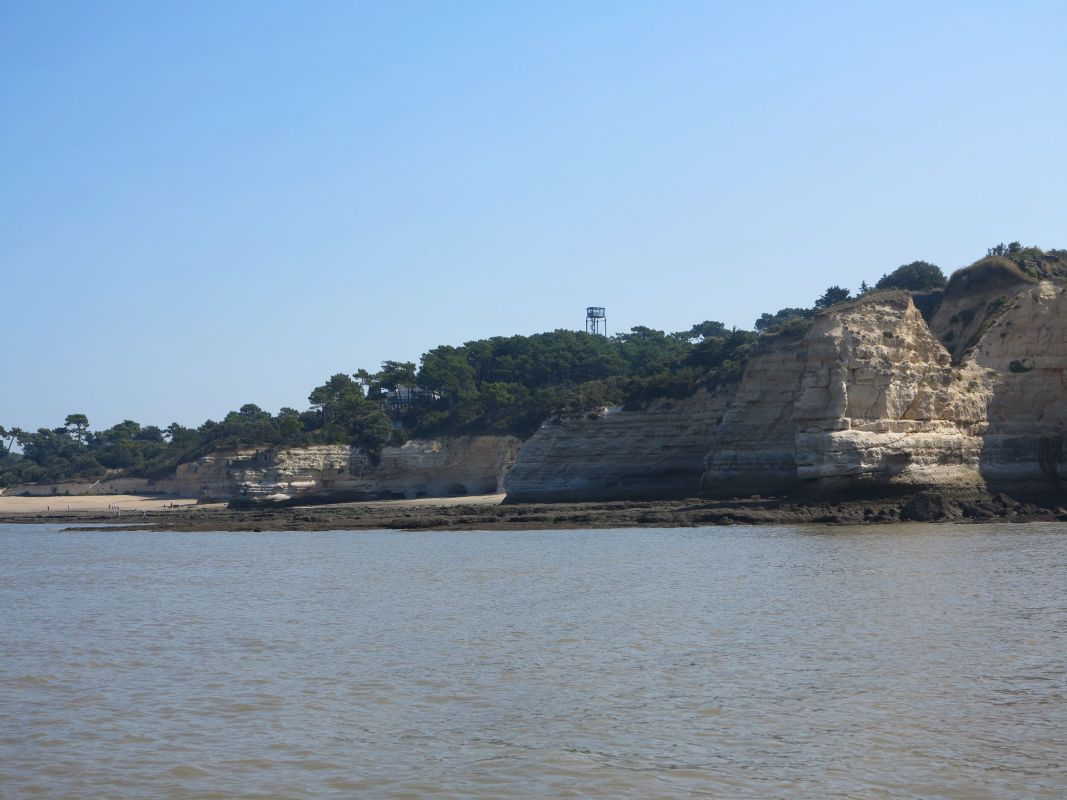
[2,522,1066,798]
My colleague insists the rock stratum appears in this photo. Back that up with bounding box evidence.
[503,389,734,501]
[506,267,1067,502]
[6,436,519,505]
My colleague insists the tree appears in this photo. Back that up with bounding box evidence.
[64,413,90,444]
[754,307,813,332]
[814,286,851,309]
[135,425,165,443]
[377,361,417,392]
[874,261,947,292]
[478,381,529,426]
[165,422,196,447]
[613,326,688,375]
[417,346,476,405]
[0,425,18,470]
[348,406,393,458]
[987,242,1022,257]
[309,374,366,426]
[353,368,375,392]
[684,327,758,384]
[275,407,304,444]
[674,320,729,343]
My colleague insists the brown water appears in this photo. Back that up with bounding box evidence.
[2,523,1066,799]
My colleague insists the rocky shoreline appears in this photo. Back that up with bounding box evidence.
[3,490,1065,533]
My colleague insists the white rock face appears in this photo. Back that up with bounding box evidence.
[195,436,520,503]
[703,280,1067,495]
[504,389,734,501]
[703,293,989,494]
[0,477,158,497]
[4,436,519,503]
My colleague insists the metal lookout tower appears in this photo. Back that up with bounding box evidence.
[585,306,607,336]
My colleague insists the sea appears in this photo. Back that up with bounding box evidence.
[1,522,1065,799]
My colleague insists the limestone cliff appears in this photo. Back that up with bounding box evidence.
[969,280,1067,490]
[189,436,519,503]
[224,439,516,501]
[4,436,519,504]
[703,278,1066,496]
[508,275,1066,502]
[928,257,1041,363]
[504,389,734,502]
[704,293,989,494]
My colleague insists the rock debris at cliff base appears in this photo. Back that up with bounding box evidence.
[5,490,1064,533]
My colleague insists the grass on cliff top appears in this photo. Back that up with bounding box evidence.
[948,256,1039,290]
[948,248,1067,291]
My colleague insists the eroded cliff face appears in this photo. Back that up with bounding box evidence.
[504,389,734,501]
[702,279,1067,496]
[507,290,1034,502]
[504,278,1064,501]
[970,281,1067,489]
[195,436,520,503]
[703,293,989,494]
[4,436,519,503]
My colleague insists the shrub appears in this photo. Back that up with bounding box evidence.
[875,261,947,292]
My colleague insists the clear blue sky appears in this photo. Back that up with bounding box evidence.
[3,1,1065,432]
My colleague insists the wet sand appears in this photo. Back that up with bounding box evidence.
[1,490,1064,531]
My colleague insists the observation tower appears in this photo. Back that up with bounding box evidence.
[585,306,607,336]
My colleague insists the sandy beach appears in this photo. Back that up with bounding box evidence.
[0,492,503,518]
[0,494,211,514]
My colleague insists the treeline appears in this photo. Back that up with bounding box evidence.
[0,322,756,487]
[3,245,1062,488]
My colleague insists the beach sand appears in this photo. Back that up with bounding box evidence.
[0,493,503,516]
[0,494,211,514]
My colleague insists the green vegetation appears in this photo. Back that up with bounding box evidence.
[875,261,947,292]
[2,243,1062,487]
[0,324,756,487]
[980,244,1067,281]
[755,307,813,332]
[814,286,852,309]
[1009,359,1033,373]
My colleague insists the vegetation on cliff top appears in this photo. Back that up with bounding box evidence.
[0,324,758,486]
[3,244,1063,487]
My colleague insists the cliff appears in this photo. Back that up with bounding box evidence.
[507,275,1066,502]
[217,436,519,504]
[3,436,519,504]
[704,278,1066,496]
[704,292,989,494]
[504,389,733,502]
[969,280,1067,490]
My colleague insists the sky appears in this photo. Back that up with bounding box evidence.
[2,0,1066,432]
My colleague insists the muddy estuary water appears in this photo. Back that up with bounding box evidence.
[2,522,1065,798]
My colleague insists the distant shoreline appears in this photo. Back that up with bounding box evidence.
[2,491,1064,532]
